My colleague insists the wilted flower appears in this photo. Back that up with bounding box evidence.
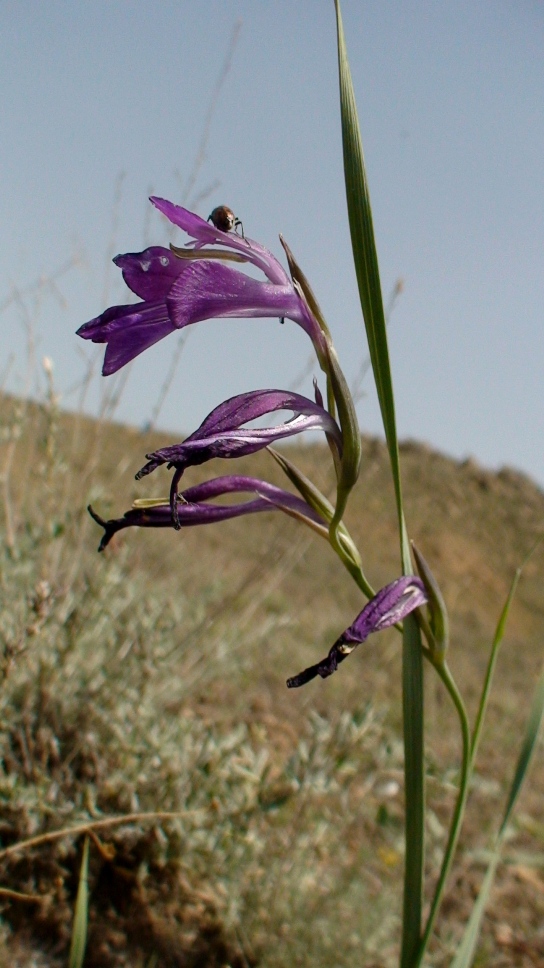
[135,387,341,526]
[287,576,428,687]
[138,388,341,478]
[88,475,328,552]
[77,197,325,375]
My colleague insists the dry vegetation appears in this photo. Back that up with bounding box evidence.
[0,390,543,967]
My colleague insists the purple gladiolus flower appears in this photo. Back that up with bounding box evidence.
[135,388,342,527]
[77,196,325,375]
[287,577,428,687]
[88,475,327,552]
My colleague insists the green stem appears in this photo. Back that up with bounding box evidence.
[400,612,425,968]
[416,660,471,965]
[328,522,374,599]
[333,506,425,968]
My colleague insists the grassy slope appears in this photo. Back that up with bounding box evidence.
[0,393,543,967]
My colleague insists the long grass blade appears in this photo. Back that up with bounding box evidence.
[69,836,90,968]
[449,852,500,968]
[334,5,423,962]
[470,566,522,769]
[470,542,543,775]
[499,661,544,836]
[333,0,408,560]
[451,662,544,968]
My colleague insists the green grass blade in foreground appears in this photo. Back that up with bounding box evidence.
[334,0,408,563]
[470,570,521,765]
[471,539,543,769]
[500,664,544,829]
[69,836,90,968]
[451,662,544,968]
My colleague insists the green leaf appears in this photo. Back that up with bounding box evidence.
[334,5,422,961]
[500,661,544,836]
[416,546,542,965]
[334,0,408,565]
[449,851,500,968]
[471,539,543,770]
[69,836,90,968]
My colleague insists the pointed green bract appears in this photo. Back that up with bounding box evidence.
[412,542,449,660]
[267,446,336,523]
[278,235,362,505]
[324,340,362,503]
[268,446,374,598]
[279,235,333,344]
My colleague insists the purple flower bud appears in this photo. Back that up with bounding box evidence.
[287,577,428,687]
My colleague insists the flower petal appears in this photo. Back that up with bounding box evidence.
[150,196,219,243]
[88,475,325,551]
[77,302,176,375]
[165,260,307,330]
[150,196,290,285]
[136,389,342,479]
[114,246,186,300]
[78,197,326,374]
[287,577,428,687]
[343,577,428,642]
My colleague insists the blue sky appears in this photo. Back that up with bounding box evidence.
[2,1,543,486]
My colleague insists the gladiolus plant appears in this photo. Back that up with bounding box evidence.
[79,3,544,965]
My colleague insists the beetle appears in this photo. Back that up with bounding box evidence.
[208,205,245,239]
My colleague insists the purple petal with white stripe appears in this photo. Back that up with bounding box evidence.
[136,389,342,479]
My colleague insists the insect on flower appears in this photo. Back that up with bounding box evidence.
[77,196,328,375]
[208,204,245,239]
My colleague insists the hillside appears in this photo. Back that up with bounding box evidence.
[1,392,543,967]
